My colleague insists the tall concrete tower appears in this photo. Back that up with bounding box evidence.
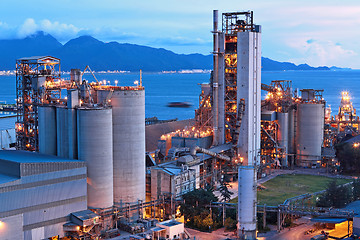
[213,11,261,239]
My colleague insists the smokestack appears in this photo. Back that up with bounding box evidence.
[212,10,219,146]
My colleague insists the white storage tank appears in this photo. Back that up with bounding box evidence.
[98,88,145,205]
[296,103,325,167]
[77,107,114,209]
[277,112,288,167]
[238,165,257,240]
[38,106,57,155]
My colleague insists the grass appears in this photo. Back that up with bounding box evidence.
[230,174,352,206]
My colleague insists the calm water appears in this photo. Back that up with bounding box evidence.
[0,70,359,125]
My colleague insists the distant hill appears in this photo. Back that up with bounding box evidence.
[0,32,338,71]
[261,57,330,71]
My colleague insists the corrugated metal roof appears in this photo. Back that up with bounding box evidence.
[345,200,360,215]
[0,150,83,163]
[150,226,165,232]
[311,217,347,224]
[17,56,60,62]
[71,209,99,221]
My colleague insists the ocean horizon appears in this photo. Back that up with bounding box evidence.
[0,70,359,129]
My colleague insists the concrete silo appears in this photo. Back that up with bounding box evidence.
[38,105,57,155]
[98,88,145,205]
[238,166,257,239]
[296,103,325,167]
[77,107,114,209]
[277,112,289,167]
[56,106,68,158]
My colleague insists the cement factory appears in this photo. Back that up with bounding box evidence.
[0,10,359,240]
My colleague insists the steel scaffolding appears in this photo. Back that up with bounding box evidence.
[15,56,60,151]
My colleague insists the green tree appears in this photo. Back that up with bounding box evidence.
[335,141,360,174]
[180,188,218,226]
[317,180,351,208]
[353,179,360,201]
[219,178,234,202]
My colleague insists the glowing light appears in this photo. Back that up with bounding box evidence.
[134,80,139,85]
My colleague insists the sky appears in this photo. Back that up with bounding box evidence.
[0,0,359,68]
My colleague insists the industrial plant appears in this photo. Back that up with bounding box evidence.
[0,9,359,240]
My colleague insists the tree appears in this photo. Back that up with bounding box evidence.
[352,179,360,201]
[180,188,218,226]
[317,180,351,208]
[218,178,234,202]
[335,141,360,174]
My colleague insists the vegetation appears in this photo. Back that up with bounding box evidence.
[180,188,220,231]
[224,217,237,231]
[335,141,360,174]
[219,177,234,202]
[317,179,360,208]
[230,174,351,205]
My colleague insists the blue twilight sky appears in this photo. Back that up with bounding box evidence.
[0,0,359,68]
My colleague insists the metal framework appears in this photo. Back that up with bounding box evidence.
[263,80,293,113]
[16,56,60,151]
[222,11,256,143]
[195,85,213,131]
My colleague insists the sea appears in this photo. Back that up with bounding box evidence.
[0,70,359,130]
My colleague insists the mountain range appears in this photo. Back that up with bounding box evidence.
[0,31,334,71]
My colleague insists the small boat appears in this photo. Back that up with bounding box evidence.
[167,102,192,108]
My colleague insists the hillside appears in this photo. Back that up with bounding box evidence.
[0,32,332,71]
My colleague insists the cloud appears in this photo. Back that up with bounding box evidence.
[39,19,80,41]
[288,39,358,68]
[17,18,38,38]
[14,18,83,40]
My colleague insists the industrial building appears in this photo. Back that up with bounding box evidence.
[0,150,87,240]
[15,56,146,214]
[3,8,353,240]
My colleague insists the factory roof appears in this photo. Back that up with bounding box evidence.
[158,220,183,227]
[344,200,360,215]
[0,150,82,163]
[71,210,100,221]
[17,56,60,63]
[0,173,19,185]
[152,166,182,176]
[311,217,347,224]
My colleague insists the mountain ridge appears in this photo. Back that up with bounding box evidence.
[0,32,338,71]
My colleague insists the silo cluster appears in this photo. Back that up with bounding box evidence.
[38,85,146,209]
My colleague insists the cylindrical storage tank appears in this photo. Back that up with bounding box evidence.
[277,112,289,167]
[67,108,77,159]
[38,106,57,155]
[77,107,113,209]
[296,103,324,167]
[288,109,296,154]
[56,106,69,158]
[238,166,257,240]
[98,89,145,204]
